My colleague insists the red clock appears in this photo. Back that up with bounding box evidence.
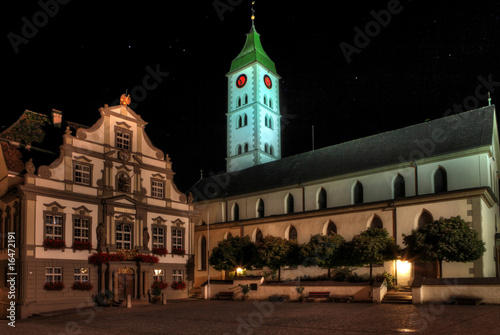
[264,75,272,89]
[236,74,247,88]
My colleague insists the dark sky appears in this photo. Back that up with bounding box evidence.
[4,1,500,192]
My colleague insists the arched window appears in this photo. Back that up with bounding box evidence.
[237,97,241,108]
[434,167,447,193]
[318,187,327,209]
[226,232,233,239]
[269,98,273,108]
[353,181,363,204]
[285,193,294,214]
[326,221,337,235]
[264,115,268,127]
[268,117,273,129]
[256,229,263,243]
[243,114,248,126]
[264,96,267,105]
[244,143,249,153]
[370,215,383,229]
[288,225,298,241]
[237,145,242,155]
[244,94,248,105]
[269,145,274,156]
[394,174,405,199]
[200,236,207,271]
[418,210,433,228]
[264,143,269,153]
[257,199,265,218]
[232,203,239,221]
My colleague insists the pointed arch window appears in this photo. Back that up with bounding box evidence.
[244,143,249,153]
[237,145,242,155]
[418,210,433,228]
[353,181,364,204]
[434,167,447,193]
[288,225,298,241]
[285,193,294,214]
[269,98,273,109]
[257,199,265,218]
[237,115,242,128]
[269,145,274,156]
[264,115,269,127]
[318,188,327,209]
[394,174,405,199]
[264,96,267,105]
[326,221,337,235]
[232,203,239,221]
[256,229,263,243]
[370,215,383,229]
[244,94,248,105]
[243,114,248,126]
[237,97,242,108]
[264,143,269,153]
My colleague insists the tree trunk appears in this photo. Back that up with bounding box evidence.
[438,259,443,278]
[278,267,281,282]
[369,263,373,280]
[327,268,331,279]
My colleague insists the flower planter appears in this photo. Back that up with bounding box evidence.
[72,241,92,252]
[152,247,168,256]
[44,282,65,291]
[43,238,66,251]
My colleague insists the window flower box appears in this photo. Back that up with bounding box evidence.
[44,282,65,291]
[134,254,159,263]
[72,281,93,291]
[73,241,92,251]
[88,252,125,265]
[43,238,66,250]
[171,281,186,290]
[171,248,186,256]
[152,247,168,256]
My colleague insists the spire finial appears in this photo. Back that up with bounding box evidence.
[488,92,492,106]
[251,1,256,25]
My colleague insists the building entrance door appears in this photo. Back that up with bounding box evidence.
[413,261,438,278]
[118,270,135,299]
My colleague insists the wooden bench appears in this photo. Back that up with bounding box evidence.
[216,291,234,300]
[451,296,481,305]
[306,291,331,302]
[331,295,353,303]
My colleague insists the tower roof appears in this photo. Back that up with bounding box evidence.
[228,24,277,75]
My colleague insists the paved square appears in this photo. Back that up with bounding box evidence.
[2,299,500,334]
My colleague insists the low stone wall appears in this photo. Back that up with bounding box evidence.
[412,277,500,305]
[202,276,374,302]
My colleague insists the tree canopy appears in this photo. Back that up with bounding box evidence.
[208,235,257,273]
[402,216,486,277]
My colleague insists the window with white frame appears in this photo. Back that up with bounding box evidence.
[74,217,90,242]
[45,267,62,283]
[151,180,164,199]
[116,223,132,249]
[74,163,91,185]
[153,269,165,282]
[74,268,89,282]
[172,228,183,250]
[172,269,183,282]
[116,130,131,150]
[45,214,63,240]
[152,226,165,249]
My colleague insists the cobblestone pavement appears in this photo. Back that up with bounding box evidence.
[2,299,499,335]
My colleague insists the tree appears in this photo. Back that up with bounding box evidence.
[345,227,399,279]
[208,235,257,274]
[302,233,346,278]
[255,235,300,281]
[402,216,486,278]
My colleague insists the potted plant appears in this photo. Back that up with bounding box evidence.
[296,285,305,303]
[239,284,250,301]
[151,280,168,303]
[43,238,66,250]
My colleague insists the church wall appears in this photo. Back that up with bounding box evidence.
[480,201,498,277]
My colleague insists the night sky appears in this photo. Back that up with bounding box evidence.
[4,0,500,192]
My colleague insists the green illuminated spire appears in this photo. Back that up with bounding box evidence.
[228,5,277,75]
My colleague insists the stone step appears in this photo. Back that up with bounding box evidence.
[382,291,412,304]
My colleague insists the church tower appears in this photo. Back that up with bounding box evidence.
[226,13,281,172]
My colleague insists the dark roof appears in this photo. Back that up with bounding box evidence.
[190,106,496,201]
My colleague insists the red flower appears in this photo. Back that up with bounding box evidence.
[134,254,159,263]
[152,247,168,256]
[88,252,125,265]
[73,240,92,250]
[171,248,186,255]
[171,281,186,290]
[43,238,66,250]
[44,282,65,291]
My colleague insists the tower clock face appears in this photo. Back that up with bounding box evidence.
[264,75,272,89]
[236,74,247,88]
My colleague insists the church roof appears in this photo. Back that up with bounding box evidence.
[228,24,277,75]
[191,106,496,200]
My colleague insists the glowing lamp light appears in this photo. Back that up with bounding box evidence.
[396,260,411,275]
[236,268,244,276]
